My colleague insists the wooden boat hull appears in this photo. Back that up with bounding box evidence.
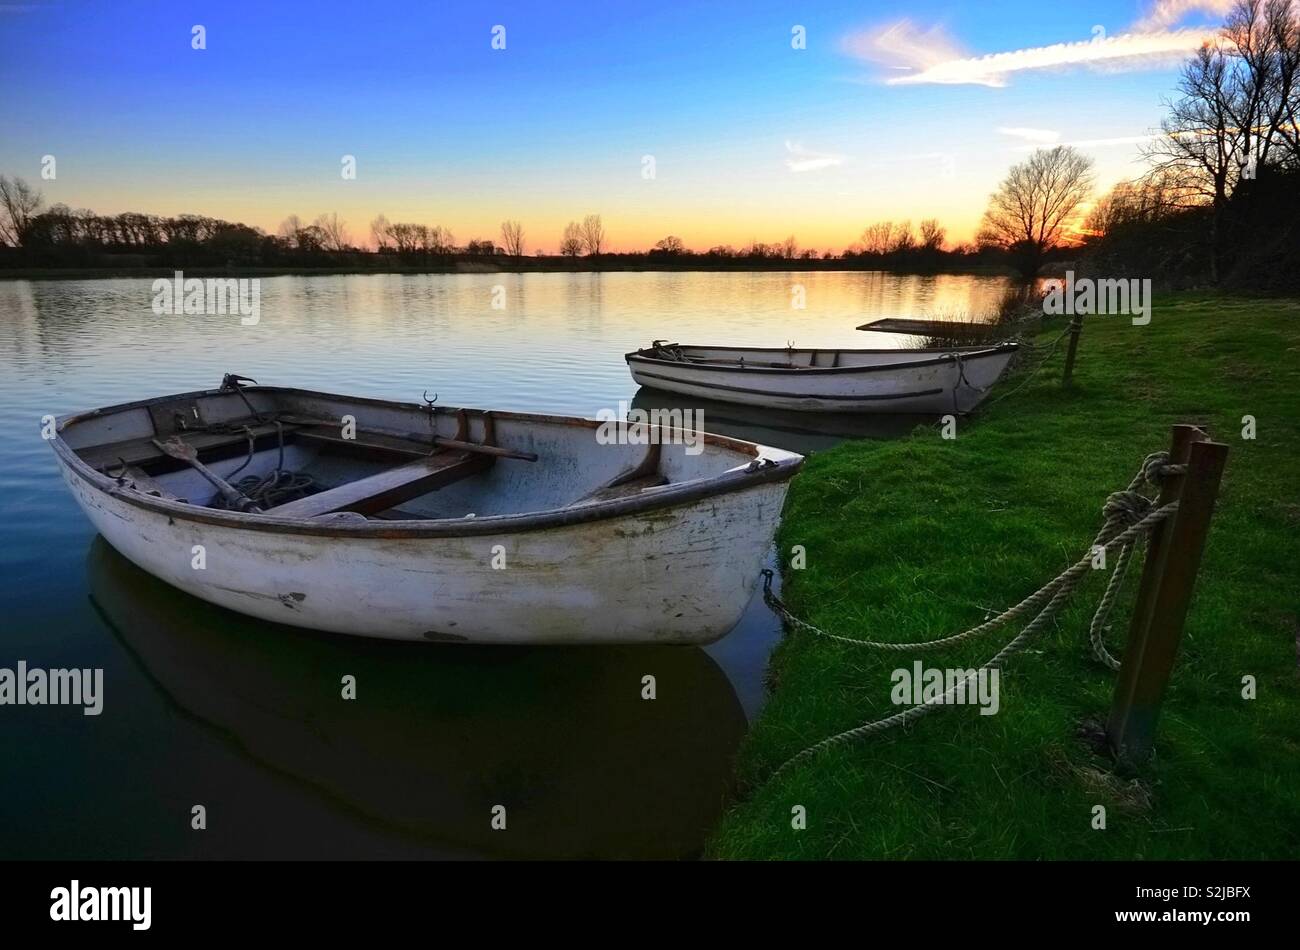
[52,385,802,645]
[626,342,1019,413]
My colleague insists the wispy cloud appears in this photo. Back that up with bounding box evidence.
[998,127,1061,144]
[852,23,1215,87]
[784,140,845,173]
[841,20,971,79]
[1009,133,1159,151]
[843,1,1226,88]
[1134,0,1235,30]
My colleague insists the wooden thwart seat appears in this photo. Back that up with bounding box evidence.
[571,471,669,506]
[122,466,185,501]
[268,450,491,519]
[568,443,667,507]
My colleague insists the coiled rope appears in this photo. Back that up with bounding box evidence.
[209,418,314,510]
[760,451,1186,779]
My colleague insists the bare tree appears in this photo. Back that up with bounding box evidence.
[919,218,946,251]
[277,214,303,248]
[1223,0,1300,170]
[385,222,417,253]
[295,225,326,253]
[428,225,455,254]
[313,213,350,251]
[560,221,584,257]
[857,220,918,255]
[370,214,392,250]
[1143,45,1237,278]
[780,235,798,259]
[653,235,685,254]
[978,145,1095,277]
[1142,0,1300,279]
[859,221,895,255]
[500,220,525,257]
[1085,170,1198,237]
[0,175,44,246]
[1270,0,1300,165]
[579,214,605,255]
[889,220,915,254]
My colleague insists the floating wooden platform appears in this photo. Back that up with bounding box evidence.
[855,318,981,336]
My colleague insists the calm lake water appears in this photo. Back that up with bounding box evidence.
[0,270,1008,859]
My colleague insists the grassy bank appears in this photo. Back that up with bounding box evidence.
[710,293,1300,859]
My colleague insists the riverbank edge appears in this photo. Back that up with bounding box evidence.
[707,291,1300,859]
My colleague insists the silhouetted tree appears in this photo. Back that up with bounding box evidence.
[858,221,895,255]
[919,219,945,251]
[370,214,392,250]
[500,220,525,256]
[978,146,1094,278]
[1142,0,1300,279]
[313,213,350,251]
[560,221,583,257]
[295,225,326,253]
[580,214,605,255]
[277,215,304,248]
[0,176,44,246]
[428,225,455,254]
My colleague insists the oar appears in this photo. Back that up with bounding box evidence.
[151,437,263,512]
[275,414,539,462]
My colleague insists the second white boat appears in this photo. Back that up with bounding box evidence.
[626,341,1019,413]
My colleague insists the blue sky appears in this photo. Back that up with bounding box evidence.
[0,0,1233,250]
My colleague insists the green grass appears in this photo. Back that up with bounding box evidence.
[709,292,1300,859]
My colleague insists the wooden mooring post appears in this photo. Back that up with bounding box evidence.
[1106,424,1229,767]
[1062,314,1084,386]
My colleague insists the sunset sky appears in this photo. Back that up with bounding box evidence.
[0,0,1234,253]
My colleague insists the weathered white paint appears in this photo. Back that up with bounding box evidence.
[52,387,802,645]
[627,343,1018,413]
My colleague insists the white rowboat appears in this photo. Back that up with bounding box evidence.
[51,378,803,645]
[626,341,1020,413]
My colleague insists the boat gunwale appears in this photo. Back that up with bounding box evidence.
[624,341,1019,376]
[51,385,803,540]
[630,368,948,402]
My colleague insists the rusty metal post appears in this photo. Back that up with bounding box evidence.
[1062,314,1083,386]
[1107,425,1229,766]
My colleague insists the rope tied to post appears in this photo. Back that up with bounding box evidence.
[760,450,1183,779]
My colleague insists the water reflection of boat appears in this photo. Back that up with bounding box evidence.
[86,538,748,859]
[630,389,931,455]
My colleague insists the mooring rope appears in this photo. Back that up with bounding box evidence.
[760,451,1184,779]
[977,323,1073,410]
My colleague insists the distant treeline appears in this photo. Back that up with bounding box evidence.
[0,198,1023,276]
